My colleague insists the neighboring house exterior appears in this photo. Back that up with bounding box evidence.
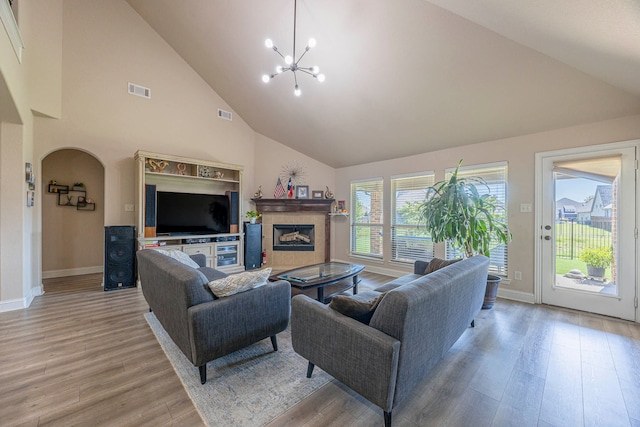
[591,185,613,217]
[556,197,581,221]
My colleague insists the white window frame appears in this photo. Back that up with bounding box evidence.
[350,178,384,259]
[444,162,509,275]
[391,172,435,264]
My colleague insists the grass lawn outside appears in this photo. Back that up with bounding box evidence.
[555,257,612,280]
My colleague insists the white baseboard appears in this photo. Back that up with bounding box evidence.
[0,297,27,312]
[497,288,535,304]
[42,266,103,279]
[0,285,46,313]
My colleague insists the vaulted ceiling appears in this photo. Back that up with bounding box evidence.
[125,0,640,168]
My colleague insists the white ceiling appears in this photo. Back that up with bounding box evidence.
[125,0,640,168]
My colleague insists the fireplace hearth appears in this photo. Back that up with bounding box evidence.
[273,224,315,251]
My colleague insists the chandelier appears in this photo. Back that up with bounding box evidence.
[261,0,325,96]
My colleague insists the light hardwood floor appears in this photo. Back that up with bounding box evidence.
[1,272,639,426]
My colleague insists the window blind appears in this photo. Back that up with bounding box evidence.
[350,178,384,258]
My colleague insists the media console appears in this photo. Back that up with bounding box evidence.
[134,151,245,273]
[139,233,243,272]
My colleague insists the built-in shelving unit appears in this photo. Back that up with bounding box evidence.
[134,150,245,273]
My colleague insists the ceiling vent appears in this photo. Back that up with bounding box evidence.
[128,82,151,99]
[217,109,233,121]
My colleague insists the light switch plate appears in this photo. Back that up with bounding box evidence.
[124,204,134,212]
[520,203,532,213]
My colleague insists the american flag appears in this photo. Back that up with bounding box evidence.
[287,178,294,198]
[274,177,285,198]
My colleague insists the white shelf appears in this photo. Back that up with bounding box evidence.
[329,212,349,217]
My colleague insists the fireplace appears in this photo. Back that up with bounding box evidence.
[252,198,334,267]
[273,224,315,251]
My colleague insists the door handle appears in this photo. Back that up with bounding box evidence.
[544,236,551,240]
[544,225,552,230]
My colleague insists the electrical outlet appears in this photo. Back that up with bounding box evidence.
[124,204,134,212]
[514,271,522,280]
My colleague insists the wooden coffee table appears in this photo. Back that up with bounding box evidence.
[271,262,364,303]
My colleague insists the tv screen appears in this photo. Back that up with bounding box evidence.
[156,191,230,235]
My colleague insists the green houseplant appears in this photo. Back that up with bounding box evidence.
[246,210,262,224]
[578,247,613,278]
[419,160,512,309]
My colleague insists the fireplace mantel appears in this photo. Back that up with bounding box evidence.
[252,198,334,213]
[252,198,334,264]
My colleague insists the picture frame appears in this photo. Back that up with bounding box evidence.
[312,190,324,199]
[26,191,34,207]
[296,185,309,199]
[337,200,346,211]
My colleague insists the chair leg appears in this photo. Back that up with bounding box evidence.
[384,410,392,427]
[199,365,207,384]
[306,362,315,378]
[270,335,278,351]
[470,319,475,328]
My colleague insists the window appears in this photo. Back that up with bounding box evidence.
[391,173,435,263]
[445,162,509,275]
[351,178,384,258]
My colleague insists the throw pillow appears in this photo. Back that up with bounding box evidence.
[208,268,272,298]
[424,257,461,274]
[153,249,200,269]
[329,290,385,324]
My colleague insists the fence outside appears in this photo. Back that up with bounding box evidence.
[555,218,612,260]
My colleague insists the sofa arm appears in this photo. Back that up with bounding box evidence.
[188,280,291,366]
[291,295,400,412]
[189,253,206,267]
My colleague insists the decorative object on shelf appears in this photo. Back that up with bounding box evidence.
[280,161,306,187]
[72,182,85,191]
[176,163,187,175]
[198,165,213,178]
[312,190,323,199]
[48,180,95,211]
[274,177,286,198]
[261,0,325,97]
[246,210,262,224]
[213,170,224,179]
[148,158,169,173]
[253,185,263,199]
[324,186,334,199]
[48,183,68,193]
[337,200,346,212]
[287,177,294,198]
[296,185,309,199]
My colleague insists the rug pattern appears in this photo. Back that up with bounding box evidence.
[145,313,331,426]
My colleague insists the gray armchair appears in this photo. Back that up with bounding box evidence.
[137,249,291,384]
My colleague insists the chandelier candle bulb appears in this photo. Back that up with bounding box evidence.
[261,0,325,96]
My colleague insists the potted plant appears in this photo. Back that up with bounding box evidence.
[578,247,613,278]
[246,210,262,224]
[419,160,512,309]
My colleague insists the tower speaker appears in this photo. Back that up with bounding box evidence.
[144,184,156,237]
[227,191,239,233]
[104,226,136,291]
[244,222,262,270]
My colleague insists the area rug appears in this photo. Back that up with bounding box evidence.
[144,313,331,426]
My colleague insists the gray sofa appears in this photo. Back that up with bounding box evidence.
[291,255,489,427]
[137,249,291,384]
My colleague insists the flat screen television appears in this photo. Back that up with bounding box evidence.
[156,191,230,235]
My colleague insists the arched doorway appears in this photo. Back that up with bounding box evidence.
[41,149,105,285]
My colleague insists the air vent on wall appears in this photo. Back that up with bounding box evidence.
[128,82,151,99]
[217,109,233,121]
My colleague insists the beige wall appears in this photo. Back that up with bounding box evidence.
[253,133,335,206]
[35,0,257,225]
[42,149,104,275]
[334,114,640,298]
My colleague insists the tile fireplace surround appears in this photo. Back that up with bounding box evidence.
[252,198,334,270]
